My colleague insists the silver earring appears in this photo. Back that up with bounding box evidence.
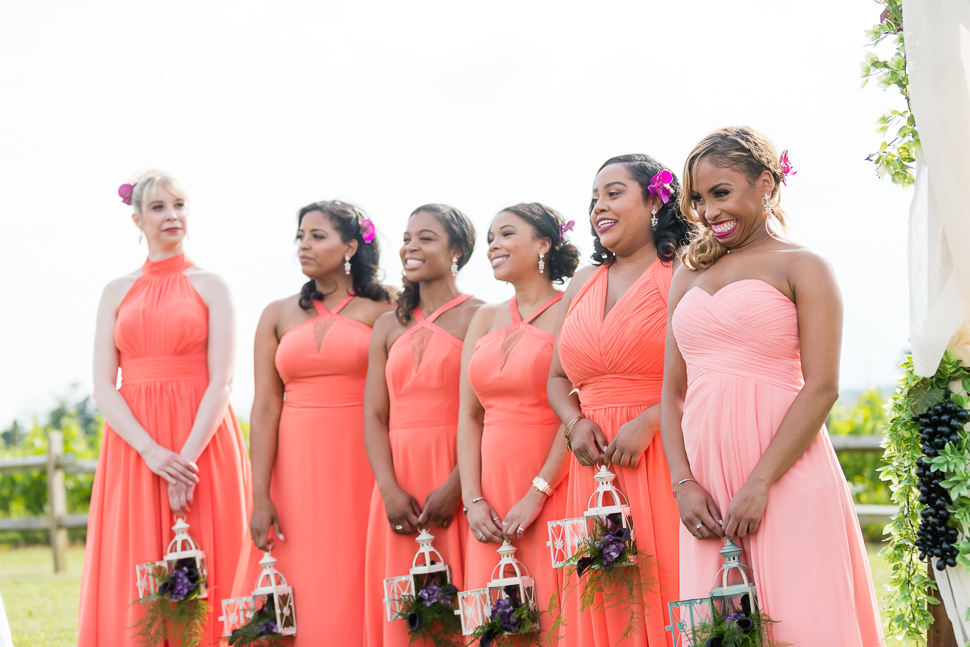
[451,256,458,276]
[138,233,143,244]
[763,193,774,219]
[344,254,351,275]
[538,252,545,274]
[651,209,658,229]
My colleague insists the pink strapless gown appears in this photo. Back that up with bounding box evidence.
[672,280,883,646]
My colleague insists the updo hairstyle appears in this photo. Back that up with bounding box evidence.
[500,203,580,284]
[130,170,187,213]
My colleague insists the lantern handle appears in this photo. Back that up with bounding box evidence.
[595,460,613,471]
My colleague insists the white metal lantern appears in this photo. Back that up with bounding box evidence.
[134,516,208,600]
[383,529,453,622]
[666,539,760,647]
[547,463,636,568]
[219,549,297,638]
[454,540,539,636]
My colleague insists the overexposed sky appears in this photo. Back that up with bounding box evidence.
[0,0,910,428]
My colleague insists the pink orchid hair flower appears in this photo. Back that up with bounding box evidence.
[559,219,575,239]
[360,218,376,244]
[779,150,796,185]
[647,170,673,204]
[118,183,136,206]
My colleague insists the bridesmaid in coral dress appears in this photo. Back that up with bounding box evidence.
[79,171,251,646]
[547,155,690,646]
[235,201,395,645]
[363,204,483,647]
[457,203,580,633]
[660,127,882,645]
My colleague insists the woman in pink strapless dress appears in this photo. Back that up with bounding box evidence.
[661,128,882,646]
[236,201,395,645]
[363,204,483,647]
[457,203,579,633]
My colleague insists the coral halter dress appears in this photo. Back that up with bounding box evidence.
[363,294,473,647]
[672,279,883,646]
[78,254,252,647]
[465,295,569,632]
[556,260,680,647]
[232,294,376,645]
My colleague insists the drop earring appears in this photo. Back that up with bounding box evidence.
[344,254,351,275]
[538,252,545,274]
[651,209,658,229]
[451,256,458,277]
[763,193,774,219]
[138,232,143,244]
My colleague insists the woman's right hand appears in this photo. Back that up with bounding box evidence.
[140,443,199,487]
[467,500,504,544]
[250,497,284,551]
[569,418,608,466]
[383,486,423,535]
[676,481,724,540]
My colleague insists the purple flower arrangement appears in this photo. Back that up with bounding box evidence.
[691,594,779,647]
[395,571,462,647]
[228,595,285,647]
[575,513,633,577]
[472,585,539,647]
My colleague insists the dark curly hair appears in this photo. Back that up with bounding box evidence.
[396,204,476,325]
[589,154,690,266]
[497,203,580,284]
[296,200,390,309]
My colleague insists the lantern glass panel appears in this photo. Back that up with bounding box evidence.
[276,589,296,634]
[220,596,256,636]
[547,517,589,568]
[456,587,489,635]
[666,598,713,647]
[382,575,415,621]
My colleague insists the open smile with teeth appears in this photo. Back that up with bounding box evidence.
[597,218,618,231]
[404,258,425,269]
[490,255,509,268]
[711,220,737,236]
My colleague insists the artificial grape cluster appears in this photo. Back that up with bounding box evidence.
[914,400,970,570]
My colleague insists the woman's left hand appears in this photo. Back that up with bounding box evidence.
[603,414,657,468]
[418,480,461,529]
[169,481,195,516]
[722,481,769,539]
[502,489,547,541]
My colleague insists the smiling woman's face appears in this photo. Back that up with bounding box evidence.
[589,163,653,255]
[690,158,774,248]
[400,210,454,283]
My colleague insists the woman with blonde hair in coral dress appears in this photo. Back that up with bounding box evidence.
[79,171,251,646]
[660,127,883,645]
[363,204,484,647]
[548,154,690,646]
[234,200,395,645]
[457,203,579,633]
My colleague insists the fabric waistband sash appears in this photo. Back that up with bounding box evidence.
[576,373,662,409]
[120,355,208,385]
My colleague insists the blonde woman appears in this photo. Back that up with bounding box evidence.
[79,171,251,646]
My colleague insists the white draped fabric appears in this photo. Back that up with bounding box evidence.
[0,588,11,647]
[904,0,970,377]
[904,0,970,640]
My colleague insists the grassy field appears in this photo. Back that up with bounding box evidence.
[0,543,915,646]
[1,545,84,647]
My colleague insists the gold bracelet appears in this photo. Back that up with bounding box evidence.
[563,414,584,451]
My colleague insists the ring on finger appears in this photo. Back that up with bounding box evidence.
[395,525,404,531]
[478,532,485,541]
[694,522,703,530]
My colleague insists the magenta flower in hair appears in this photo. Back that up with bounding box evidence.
[559,220,575,239]
[779,150,796,185]
[118,183,136,206]
[360,218,376,244]
[647,170,673,204]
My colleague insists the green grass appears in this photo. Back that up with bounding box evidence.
[0,542,920,646]
[0,545,84,647]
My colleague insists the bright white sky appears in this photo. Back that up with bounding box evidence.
[0,0,910,429]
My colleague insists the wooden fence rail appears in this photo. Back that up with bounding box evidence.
[0,431,895,573]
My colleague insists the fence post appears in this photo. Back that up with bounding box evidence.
[47,430,68,573]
